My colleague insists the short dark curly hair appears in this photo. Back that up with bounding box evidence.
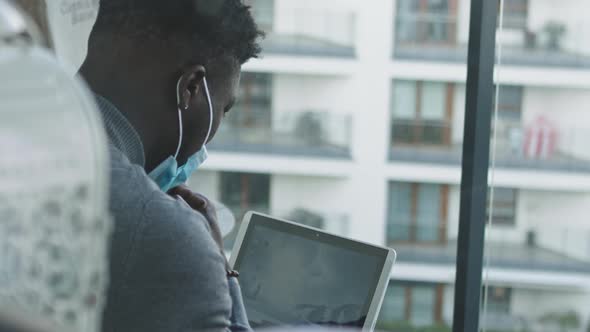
[92,0,263,64]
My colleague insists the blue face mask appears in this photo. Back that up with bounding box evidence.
[148,75,214,192]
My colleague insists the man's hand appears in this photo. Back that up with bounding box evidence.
[168,185,229,270]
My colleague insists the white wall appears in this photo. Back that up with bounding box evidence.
[270,175,351,214]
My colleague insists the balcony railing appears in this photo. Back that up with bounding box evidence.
[211,111,353,159]
[387,221,590,274]
[389,120,590,173]
[255,8,357,57]
[489,226,590,268]
[394,14,590,68]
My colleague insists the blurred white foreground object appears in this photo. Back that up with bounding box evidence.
[0,1,111,331]
[212,200,237,237]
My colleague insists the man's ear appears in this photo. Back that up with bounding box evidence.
[177,65,206,110]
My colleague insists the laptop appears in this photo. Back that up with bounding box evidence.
[230,212,396,331]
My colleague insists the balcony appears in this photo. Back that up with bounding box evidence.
[387,223,590,275]
[389,120,590,173]
[393,14,590,68]
[211,111,353,159]
[253,5,356,58]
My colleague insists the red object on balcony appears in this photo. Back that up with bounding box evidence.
[524,116,557,159]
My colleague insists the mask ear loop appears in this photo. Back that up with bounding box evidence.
[174,77,186,160]
[202,76,214,146]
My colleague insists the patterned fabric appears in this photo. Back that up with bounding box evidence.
[95,95,145,167]
[0,45,111,332]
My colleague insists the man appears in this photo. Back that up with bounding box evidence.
[78,1,262,331]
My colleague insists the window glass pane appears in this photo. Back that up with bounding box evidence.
[421,82,446,120]
[485,1,590,331]
[410,286,436,327]
[220,172,271,221]
[387,182,412,242]
[393,81,417,119]
[17,0,483,329]
[486,188,517,226]
[379,285,406,323]
[416,184,441,242]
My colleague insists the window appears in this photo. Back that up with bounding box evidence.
[395,0,457,45]
[502,0,528,30]
[391,81,453,147]
[378,283,444,329]
[496,85,523,122]
[492,86,524,157]
[380,286,406,324]
[220,172,271,220]
[485,287,512,314]
[231,73,273,129]
[487,188,517,226]
[387,182,448,244]
[411,285,437,326]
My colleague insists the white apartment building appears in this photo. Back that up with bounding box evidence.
[189,0,590,331]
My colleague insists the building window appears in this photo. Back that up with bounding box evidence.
[493,86,524,156]
[496,85,523,121]
[387,182,448,244]
[391,81,453,147]
[220,172,271,220]
[379,285,406,324]
[379,283,444,329]
[485,287,512,314]
[487,188,517,226]
[232,73,273,129]
[502,0,528,30]
[395,0,457,45]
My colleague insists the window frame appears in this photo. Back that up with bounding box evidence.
[452,0,499,331]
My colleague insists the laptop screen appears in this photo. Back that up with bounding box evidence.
[233,213,389,329]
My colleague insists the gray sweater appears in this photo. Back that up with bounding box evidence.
[96,96,251,332]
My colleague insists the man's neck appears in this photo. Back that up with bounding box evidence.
[79,62,176,172]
